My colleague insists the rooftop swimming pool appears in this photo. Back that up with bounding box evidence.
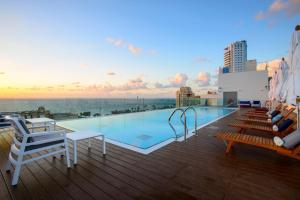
[58,107,236,154]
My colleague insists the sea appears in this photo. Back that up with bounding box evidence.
[0,98,176,116]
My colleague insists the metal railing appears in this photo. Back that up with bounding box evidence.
[168,108,187,140]
[180,106,198,136]
[168,106,198,141]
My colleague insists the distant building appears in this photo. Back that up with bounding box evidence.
[176,87,200,107]
[224,40,247,72]
[176,87,222,107]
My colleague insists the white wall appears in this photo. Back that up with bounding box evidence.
[218,70,268,104]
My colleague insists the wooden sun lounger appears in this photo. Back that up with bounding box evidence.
[243,105,288,119]
[245,103,282,114]
[236,117,273,125]
[230,112,297,137]
[216,132,300,160]
[237,106,296,125]
[229,112,297,137]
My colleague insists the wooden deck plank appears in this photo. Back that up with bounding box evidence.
[0,170,12,200]
[0,109,300,199]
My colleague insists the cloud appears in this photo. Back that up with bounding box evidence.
[154,82,170,88]
[0,72,5,75]
[255,0,300,22]
[120,77,148,90]
[169,73,188,87]
[155,73,188,88]
[270,0,287,12]
[196,72,211,86]
[128,44,142,55]
[106,36,152,56]
[107,72,116,76]
[255,11,266,20]
[195,56,210,64]
[106,37,126,47]
[84,77,148,92]
[79,64,89,68]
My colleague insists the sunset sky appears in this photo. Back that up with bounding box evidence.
[0,0,299,98]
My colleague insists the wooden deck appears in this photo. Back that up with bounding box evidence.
[1,109,300,200]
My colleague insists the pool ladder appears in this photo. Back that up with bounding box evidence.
[168,106,198,141]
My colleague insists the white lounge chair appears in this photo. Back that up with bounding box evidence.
[0,115,11,129]
[5,117,71,186]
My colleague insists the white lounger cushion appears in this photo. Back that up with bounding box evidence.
[282,129,300,149]
[273,129,300,149]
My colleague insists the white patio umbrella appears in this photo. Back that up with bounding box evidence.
[286,29,300,104]
[275,63,283,101]
[269,71,279,101]
[278,59,289,102]
[268,70,279,109]
[268,73,274,100]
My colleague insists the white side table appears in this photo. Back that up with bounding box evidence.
[26,117,56,132]
[67,131,105,165]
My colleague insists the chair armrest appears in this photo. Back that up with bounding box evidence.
[0,121,10,125]
[27,130,66,138]
[25,130,67,146]
[27,124,51,129]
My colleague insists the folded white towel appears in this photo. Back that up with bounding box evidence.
[268,114,272,118]
[273,136,284,146]
[267,119,271,122]
[273,125,278,132]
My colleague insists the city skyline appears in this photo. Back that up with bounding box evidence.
[0,0,299,98]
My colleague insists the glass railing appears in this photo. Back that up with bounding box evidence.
[0,97,237,121]
[176,97,226,107]
[0,98,176,121]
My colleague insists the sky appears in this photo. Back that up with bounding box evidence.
[0,0,299,99]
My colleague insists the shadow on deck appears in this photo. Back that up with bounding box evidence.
[0,109,300,200]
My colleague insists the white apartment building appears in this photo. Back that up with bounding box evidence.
[224,40,247,72]
[218,70,268,107]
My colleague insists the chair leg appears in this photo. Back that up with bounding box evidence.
[225,141,234,154]
[5,161,12,173]
[65,141,71,168]
[12,163,22,186]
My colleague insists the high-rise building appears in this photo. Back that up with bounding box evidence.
[176,87,201,107]
[224,40,247,72]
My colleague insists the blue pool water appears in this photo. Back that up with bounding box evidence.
[58,107,235,152]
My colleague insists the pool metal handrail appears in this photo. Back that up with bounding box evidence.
[168,108,187,140]
[180,106,198,136]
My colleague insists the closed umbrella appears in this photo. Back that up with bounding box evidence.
[268,70,279,109]
[286,28,300,104]
[275,62,283,101]
[271,71,279,101]
[278,59,289,102]
[268,73,274,100]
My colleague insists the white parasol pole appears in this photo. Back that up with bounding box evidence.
[297,97,300,129]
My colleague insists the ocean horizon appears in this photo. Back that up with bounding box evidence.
[0,98,176,116]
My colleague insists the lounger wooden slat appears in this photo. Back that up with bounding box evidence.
[241,105,294,124]
[216,132,300,160]
[236,117,273,125]
[230,112,297,137]
[245,103,282,115]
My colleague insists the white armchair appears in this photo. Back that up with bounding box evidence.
[0,115,11,129]
[5,117,71,186]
